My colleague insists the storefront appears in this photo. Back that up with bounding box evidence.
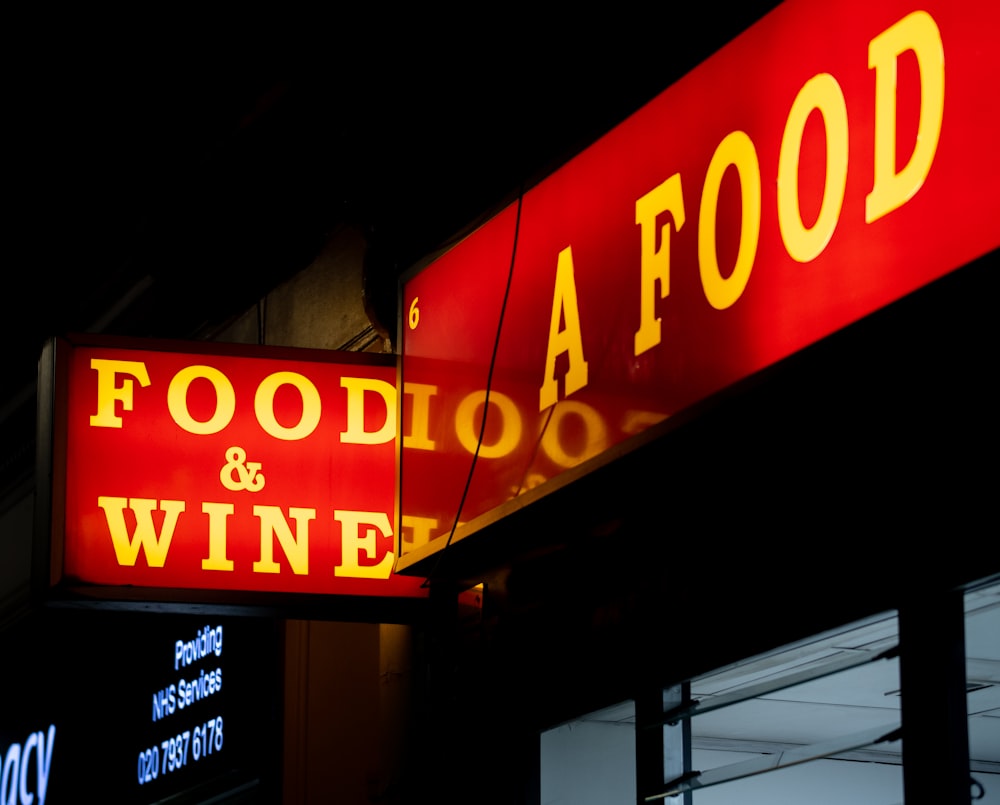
[3,0,998,802]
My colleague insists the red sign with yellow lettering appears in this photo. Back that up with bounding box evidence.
[50,336,426,598]
[397,0,1000,564]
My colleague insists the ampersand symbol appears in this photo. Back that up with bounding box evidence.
[220,446,265,492]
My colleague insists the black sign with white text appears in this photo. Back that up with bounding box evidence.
[1,608,281,804]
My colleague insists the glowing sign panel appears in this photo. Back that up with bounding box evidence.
[51,336,425,598]
[398,0,1000,562]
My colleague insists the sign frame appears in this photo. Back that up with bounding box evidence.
[35,333,428,622]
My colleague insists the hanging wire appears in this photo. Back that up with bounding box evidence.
[420,186,525,588]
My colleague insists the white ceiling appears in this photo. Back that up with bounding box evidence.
[551,575,1000,804]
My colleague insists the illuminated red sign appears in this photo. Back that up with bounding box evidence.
[396,0,1000,565]
[48,336,425,598]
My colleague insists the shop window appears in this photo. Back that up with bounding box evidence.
[965,576,1000,804]
[647,611,903,804]
[542,592,997,804]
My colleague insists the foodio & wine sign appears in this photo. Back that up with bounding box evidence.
[40,336,426,599]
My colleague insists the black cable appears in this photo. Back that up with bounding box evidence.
[420,185,524,588]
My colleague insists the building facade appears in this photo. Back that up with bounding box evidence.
[2,1,998,803]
